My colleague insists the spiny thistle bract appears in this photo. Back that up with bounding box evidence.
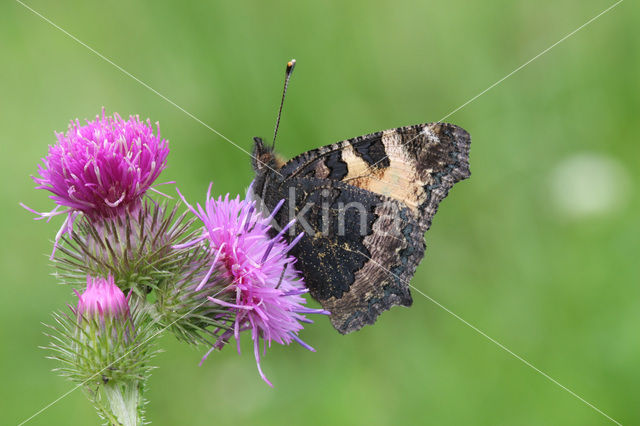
[52,197,242,348]
[53,200,201,297]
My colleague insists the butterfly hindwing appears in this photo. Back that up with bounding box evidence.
[261,176,425,334]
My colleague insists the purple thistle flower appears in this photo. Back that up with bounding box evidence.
[22,109,170,254]
[75,275,131,322]
[177,184,329,386]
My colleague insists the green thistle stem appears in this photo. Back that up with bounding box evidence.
[102,380,142,426]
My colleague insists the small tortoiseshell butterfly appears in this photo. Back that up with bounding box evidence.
[250,60,471,334]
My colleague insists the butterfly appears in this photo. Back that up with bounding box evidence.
[250,60,471,334]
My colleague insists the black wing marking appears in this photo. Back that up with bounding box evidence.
[263,176,425,334]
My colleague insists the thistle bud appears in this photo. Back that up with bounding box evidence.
[76,275,131,322]
[46,275,159,425]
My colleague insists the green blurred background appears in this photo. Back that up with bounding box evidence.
[2,0,638,424]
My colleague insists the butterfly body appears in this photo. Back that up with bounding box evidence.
[251,122,470,334]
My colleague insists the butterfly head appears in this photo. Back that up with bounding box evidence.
[252,136,279,173]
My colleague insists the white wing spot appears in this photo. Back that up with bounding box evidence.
[422,126,440,143]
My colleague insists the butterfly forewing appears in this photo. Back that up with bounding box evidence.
[279,123,470,230]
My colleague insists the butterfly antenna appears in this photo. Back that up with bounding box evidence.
[272,59,296,150]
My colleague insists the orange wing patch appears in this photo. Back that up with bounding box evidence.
[340,130,432,213]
